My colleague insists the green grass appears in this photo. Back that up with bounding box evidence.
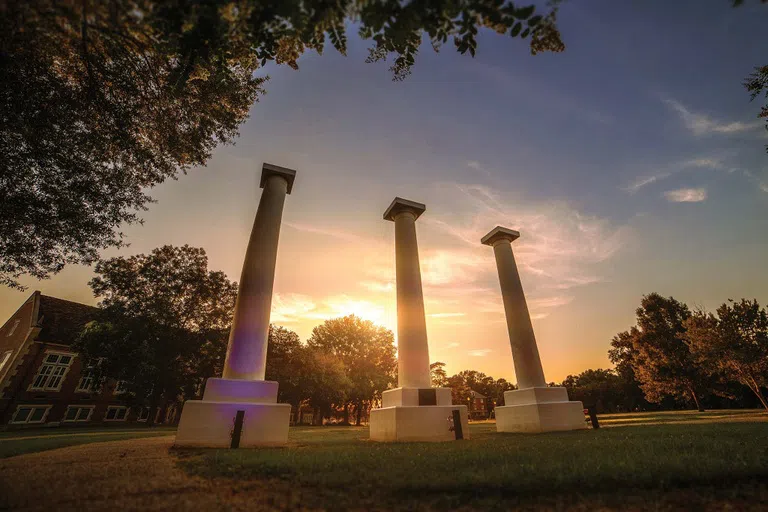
[0,426,174,458]
[178,411,768,510]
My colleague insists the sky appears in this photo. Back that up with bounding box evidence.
[2,0,768,383]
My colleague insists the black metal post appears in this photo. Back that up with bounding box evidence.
[588,406,600,429]
[452,409,464,440]
[231,410,245,448]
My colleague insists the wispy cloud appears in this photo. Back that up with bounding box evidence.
[468,349,492,357]
[663,98,763,136]
[359,280,394,292]
[624,157,723,194]
[529,296,574,309]
[445,342,460,349]
[664,188,707,203]
[285,222,368,243]
[271,293,391,327]
[428,183,628,293]
[428,312,466,318]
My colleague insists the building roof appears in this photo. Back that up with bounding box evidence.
[34,294,98,346]
[469,389,487,398]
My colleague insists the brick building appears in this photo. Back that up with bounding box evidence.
[0,291,169,428]
[468,389,489,420]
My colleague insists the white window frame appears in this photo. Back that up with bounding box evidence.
[10,404,52,424]
[76,366,96,393]
[7,319,21,337]
[62,405,95,423]
[137,407,150,422]
[0,349,13,378]
[28,351,75,392]
[114,380,130,394]
[104,405,128,422]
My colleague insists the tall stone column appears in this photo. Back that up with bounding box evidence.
[174,163,295,448]
[389,200,431,389]
[369,198,469,442]
[223,164,295,380]
[482,226,586,434]
[481,227,546,389]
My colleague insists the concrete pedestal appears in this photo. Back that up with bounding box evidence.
[371,387,469,442]
[370,404,469,442]
[175,379,291,448]
[494,387,586,434]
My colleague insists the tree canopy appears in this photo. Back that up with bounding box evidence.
[74,245,237,424]
[610,293,711,411]
[307,314,397,424]
[686,299,768,410]
[0,0,562,288]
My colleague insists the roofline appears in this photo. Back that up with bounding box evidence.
[0,290,41,333]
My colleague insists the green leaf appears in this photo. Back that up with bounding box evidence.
[510,22,522,37]
[516,6,535,20]
[527,15,542,27]
[521,28,530,38]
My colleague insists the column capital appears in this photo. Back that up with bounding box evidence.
[383,197,426,222]
[481,226,520,246]
[260,163,297,194]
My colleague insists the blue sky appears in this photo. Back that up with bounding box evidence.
[2,0,767,382]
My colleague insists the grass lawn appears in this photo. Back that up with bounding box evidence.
[0,426,174,459]
[178,410,768,510]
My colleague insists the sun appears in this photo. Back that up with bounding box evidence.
[326,297,394,329]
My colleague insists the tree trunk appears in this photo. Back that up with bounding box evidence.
[747,376,768,411]
[355,400,363,426]
[343,403,350,425]
[689,387,704,412]
[145,384,162,427]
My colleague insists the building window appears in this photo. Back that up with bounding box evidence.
[0,349,13,377]
[29,352,74,391]
[137,407,150,422]
[114,380,130,394]
[76,367,96,393]
[104,406,128,421]
[7,319,20,337]
[10,404,52,424]
[63,405,94,423]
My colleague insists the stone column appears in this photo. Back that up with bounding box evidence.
[384,198,431,389]
[222,163,296,381]
[481,226,546,390]
[370,198,469,442]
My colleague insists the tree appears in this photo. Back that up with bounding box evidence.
[612,294,711,411]
[562,369,627,414]
[307,315,396,425]
[608,330,655,412]
[265,325,305,408]
[300,348,350,425]
[430,361,448,388]
[686,299,768,411]
[74,245,237,425]
[743,65,768,152]
[1,1,563,288]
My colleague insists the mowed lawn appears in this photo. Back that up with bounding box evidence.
[178,409,768,510]
[0,426,174,459]
[1,410,766,510]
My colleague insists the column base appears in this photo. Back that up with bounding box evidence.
[382,387,453,407]
[495,387,587,434]
[174,379,291,448]
[370,405,469,442]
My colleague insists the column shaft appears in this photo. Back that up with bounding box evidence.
[492,241,547,389]
[223,175,288,380]
[394,212,431,389]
